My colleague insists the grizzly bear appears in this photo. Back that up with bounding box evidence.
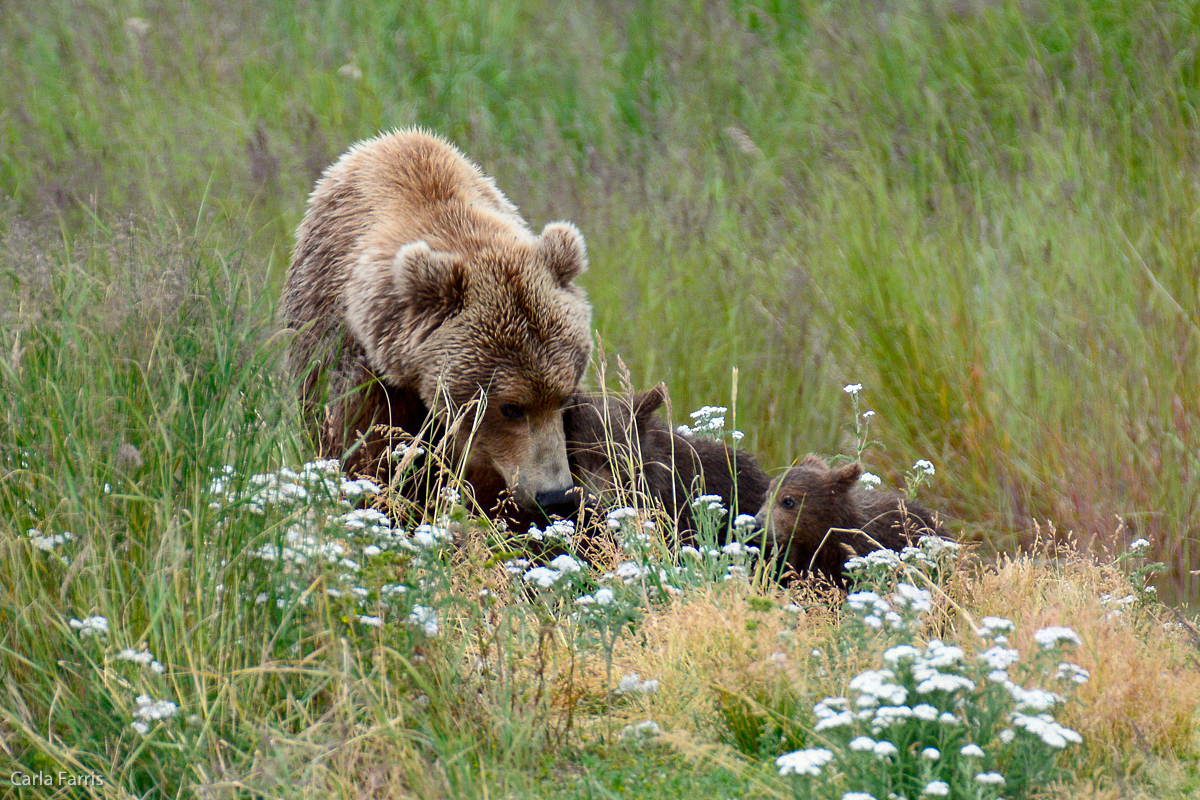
[559,385,770,542]
[753,455,944,585]
[280,129,592,514]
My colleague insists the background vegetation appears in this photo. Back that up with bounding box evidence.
[2,0,1199,796]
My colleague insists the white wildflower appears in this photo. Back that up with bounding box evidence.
[872,740,898,758]
[1010,713,1082,748]
[975,773,1005,786]
[911,703,940,721]
[69,616,109,637]
[921,747,940,761]
[843,383,863,395]
[960,743,985,758]
[921,781,949,797]
[407,605,440,637]
[776,748,833,777]
[859,472,881,488]
[549,554,582,574]
[132,694,178,722]
[1034,626,1082,648]
[1055,662,1090,684]
[913,459,935,476]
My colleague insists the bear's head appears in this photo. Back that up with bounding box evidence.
[754,455,862,561]
[391,221,592,512]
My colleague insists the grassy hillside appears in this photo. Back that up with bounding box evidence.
[2,0,1200,796]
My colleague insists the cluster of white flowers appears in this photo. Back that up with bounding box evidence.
[116,647,165,674]
[130,694,178,736]
[676,405,727,437]
[786,603,1088,797]
[859,472,882,489]
[1127,537,1151,557]
[575,587,615,607]
[912,459,936,476]
[690,494,727,515]
[523,554,584,589]
[525,520,576,545]
[616,672,659,694]
[776,747,834,776]
[407,605,440,637]
[845,583,932,633]
[845,536,961,581]
[207,459,379,513]
[69,616,110,637]
[27,528,74,552]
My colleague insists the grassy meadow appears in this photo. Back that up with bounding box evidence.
[2,0,1200,796]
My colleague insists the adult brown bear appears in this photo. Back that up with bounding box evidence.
[280,129,592,515]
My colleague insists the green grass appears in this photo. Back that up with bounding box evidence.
[2,0,1200,796]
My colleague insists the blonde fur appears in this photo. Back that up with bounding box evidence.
[280,128,592,509]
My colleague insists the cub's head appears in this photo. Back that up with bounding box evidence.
[563,385,666,504]
[394,221,592,512]
[754,455,862,550]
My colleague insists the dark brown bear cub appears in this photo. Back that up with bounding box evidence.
[753,455,944,586]
[563,386,769,541]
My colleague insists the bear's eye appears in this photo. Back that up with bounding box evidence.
[500,404,526,420]
[780,497,796,509]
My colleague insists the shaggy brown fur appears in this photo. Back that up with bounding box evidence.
[560,386,770,543]
[280,129,592,512]
[753,455,944,586]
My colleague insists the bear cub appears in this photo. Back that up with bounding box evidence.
[563,385,769,542]
[753,455,945,586]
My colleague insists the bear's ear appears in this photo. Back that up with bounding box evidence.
[633,383,667,422]
[538,221,588,286]
[830,462,863,491]
[801,454,829,470]
[394,241,467,322]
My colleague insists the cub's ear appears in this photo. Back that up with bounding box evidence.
[539,221,588,286]
[801,454,829,470]
[830,462,863,490]
[633,383,667,421]
[394,241,466,323]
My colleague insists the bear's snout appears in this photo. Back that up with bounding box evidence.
[534,486,581,516]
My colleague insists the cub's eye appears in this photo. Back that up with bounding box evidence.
[780,497,796,509]
[500,404,526,420]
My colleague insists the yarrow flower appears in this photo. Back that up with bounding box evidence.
[132,695,178,723]
[1127,538,1151,556]
[912,459,935,476]
[777,748,834,777]
[69,616,109,637]
[859,472,881,488]
[921,780,949,797]
[407,605,440,637]
[616,673,660,694]
[1034,626,1082,648]
[844,383,863,395]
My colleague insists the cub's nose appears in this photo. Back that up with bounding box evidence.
[535,487,581,517]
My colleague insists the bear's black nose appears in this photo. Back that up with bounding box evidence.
[535,487,581,517]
